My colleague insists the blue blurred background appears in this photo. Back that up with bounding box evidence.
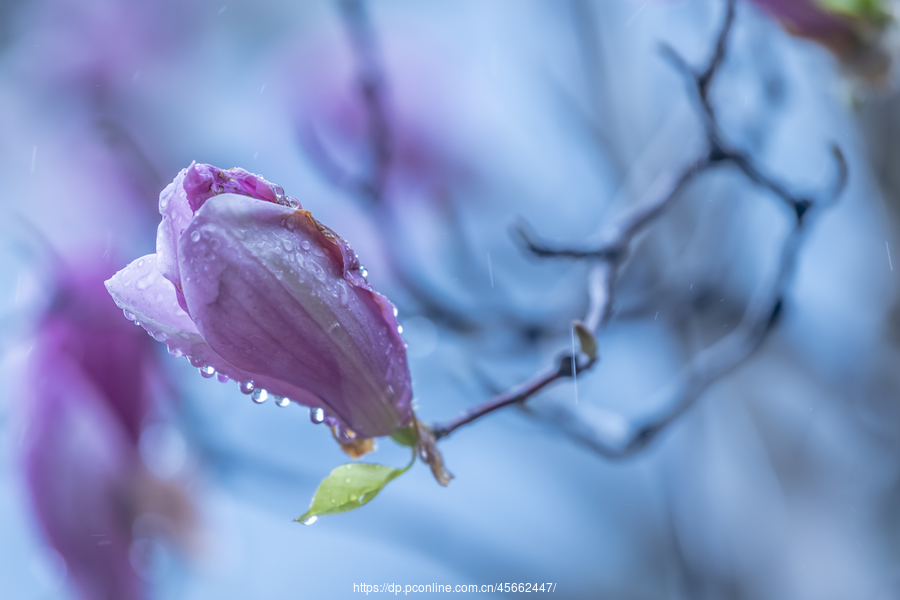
[2,0,900,598]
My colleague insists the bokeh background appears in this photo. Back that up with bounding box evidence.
[2,0,900,598]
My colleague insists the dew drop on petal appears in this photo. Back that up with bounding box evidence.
[151,331,167,342]
[199,365,216,378]
[349,494,358,502]
[393,306,398,317]
[397,325,403,334]
[309,407,325,424]
[300,240,310,251]
[216,373,230,383]
[167,346,183,358]
[190,230,201,243]
[133,320,142,328]
[189,356,204,368]
[251,388,268,404]
[274,395,290,407]
[299,516,317,525]
[239,381,255,395]
[335,426,356,442]
[282,239,293,252]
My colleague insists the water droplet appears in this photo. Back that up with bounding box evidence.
[275,396,290,407]
[300,240,310,251]
[328,322,340,333]
[344,477,351,484]
[285,216,296,230]
[133,320,142,328]
[251,388,268,404]
[239,381,255,395]
[309,407,325,424]
[216,373,230,383]
[312,263,325,282]
[397,325,403,334]
[189,356,204,368]
[336,426,356,442]
[393,306,398,317]
[299,516,317,525]
[199,365,216,378]
[123,309,136,321]
[190,230,201,243]
[151,331,167,342]
[282,239,293,252]
[349,494,358,502]
[360,267,368,278]
[167,346,183,358]
[358,494,366,503]
[338,283,350,306]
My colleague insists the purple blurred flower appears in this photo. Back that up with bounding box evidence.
[287,31,474,204]
[23,264,190,600]
[106,163,413,438]
[743,0,891,80]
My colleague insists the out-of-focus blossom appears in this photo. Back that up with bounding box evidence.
[106,163,413,439]
[23,264,193,600]
[287,31,473,204]
[746,0,893,80]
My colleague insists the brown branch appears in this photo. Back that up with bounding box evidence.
[428,0,848,445]
[337,0,392,203]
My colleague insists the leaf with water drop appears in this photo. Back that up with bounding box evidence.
[295,455,414,523]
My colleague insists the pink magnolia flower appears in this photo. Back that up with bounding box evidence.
[23,264,190,600]
[106,163,413,438]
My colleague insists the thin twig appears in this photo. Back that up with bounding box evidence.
[431,264,613,440]
[429,0,847,444]
[337,0,392,202]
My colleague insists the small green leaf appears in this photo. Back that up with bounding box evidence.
[573,321,597,361]
[390,423,419,447]
[295,455,414,523]
[816,0,890,21]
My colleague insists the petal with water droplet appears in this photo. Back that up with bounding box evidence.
[177,193,412,437]
[105,254,321,408]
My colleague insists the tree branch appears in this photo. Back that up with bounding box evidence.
[428,0,848,447]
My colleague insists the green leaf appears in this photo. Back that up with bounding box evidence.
[295,455,414,524]
[816,0,890,21]
[390,423,419,447]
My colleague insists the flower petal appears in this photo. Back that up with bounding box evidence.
[24,348,142,600]
[105,253,325,407]
[178,193,412,437]
[183,163,300,212]
[156,164,194,290]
